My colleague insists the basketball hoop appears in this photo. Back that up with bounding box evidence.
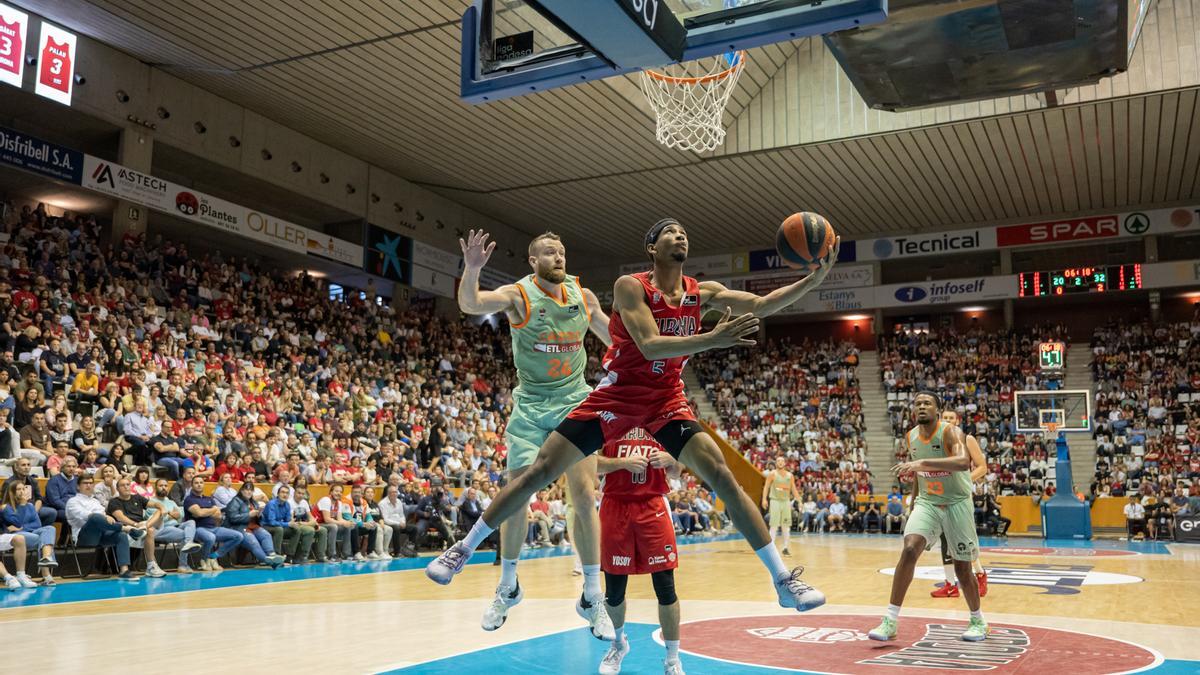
[1039,408,1064,438]
[639,51,746,153]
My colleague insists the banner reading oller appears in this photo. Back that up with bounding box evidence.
[81,154,362,267]
[0,3,28,89]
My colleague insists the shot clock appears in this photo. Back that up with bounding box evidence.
[1039,341,1065,370]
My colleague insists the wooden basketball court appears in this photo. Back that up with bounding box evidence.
[2,533,1195,673]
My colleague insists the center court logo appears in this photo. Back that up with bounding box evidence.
[674,614,1160,674]
[880,563,1142,595]
[745,626,869,643]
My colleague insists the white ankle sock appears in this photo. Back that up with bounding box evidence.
[500,558,519,588]
[463,520,495,551]
[972,560,985,574]
[583,564,602,597]
[755,541,789,579]
[614,626,625,644]
[943,563,957,585]
[782,530,791,550]
[886,603,901,621]
[970,609,984,621]
[665,640,680,660]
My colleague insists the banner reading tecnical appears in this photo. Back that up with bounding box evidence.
[79,155,362,267]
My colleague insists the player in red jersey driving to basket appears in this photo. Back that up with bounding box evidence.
[596,428,686,675]
[428,218,840,618]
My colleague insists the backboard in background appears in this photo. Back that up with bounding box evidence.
[1014,390,1091,435]
[461,0,888,102]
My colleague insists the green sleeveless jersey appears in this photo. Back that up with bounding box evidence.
[510,275,591,396]
[907,421,972,506]
[768,471,792,501]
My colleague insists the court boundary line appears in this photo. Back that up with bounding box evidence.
[0,533,744,615]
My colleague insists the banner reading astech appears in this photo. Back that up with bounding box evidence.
[80,154,363,267]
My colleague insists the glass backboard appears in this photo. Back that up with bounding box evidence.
[463,0,888,102]
[1014,390,1092,434]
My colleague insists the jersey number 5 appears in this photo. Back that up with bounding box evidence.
[547,359,573,377]
[651,361,665,374]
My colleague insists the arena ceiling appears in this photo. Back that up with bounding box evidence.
[19,0,1200,259]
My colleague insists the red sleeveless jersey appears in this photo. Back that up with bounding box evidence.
[599,272,701,398]
[600,427,669,500]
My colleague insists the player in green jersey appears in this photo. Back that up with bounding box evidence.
[869,392,989,643]
[456,229,614,638]
[761,455,801,556]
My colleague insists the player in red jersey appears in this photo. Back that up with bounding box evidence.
[428,218,840,617]
[596,428,685,675]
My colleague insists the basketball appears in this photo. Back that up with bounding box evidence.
[776,212,836,270]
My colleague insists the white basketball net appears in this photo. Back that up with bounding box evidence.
[639,51,746,153]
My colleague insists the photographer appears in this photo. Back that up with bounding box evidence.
[414,485,453,549]
[982,490,1010,536]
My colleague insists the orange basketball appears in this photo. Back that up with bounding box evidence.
[776,212,836,270]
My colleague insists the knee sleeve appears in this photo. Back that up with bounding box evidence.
[651,569,678,606]
[605,571,628,607]
[940,533,953,565]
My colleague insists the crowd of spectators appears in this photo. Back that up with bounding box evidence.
[1089,317,1200,537]
[0,200,608,577]
[878,326,1069,497]
[694,338,873,500]
[0,200,732,580]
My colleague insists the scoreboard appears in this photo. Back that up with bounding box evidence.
[1018,264,1142,297]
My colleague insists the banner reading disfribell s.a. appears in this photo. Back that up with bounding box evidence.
[0,125,83,184]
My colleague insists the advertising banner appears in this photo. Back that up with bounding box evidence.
[775,286,874,316]
[81,155,363,267]
[876,276,1017,308]
[1140,260,1200,291]
[1176,516,1200,543]
[997,215,1120,247]
[0,125,82,184]
[857,228,996,262]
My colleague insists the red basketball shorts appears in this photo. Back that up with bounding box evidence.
[600,496,679,576]
[566,386,696,443]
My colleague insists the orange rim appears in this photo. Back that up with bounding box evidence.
[643,51,747,85]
